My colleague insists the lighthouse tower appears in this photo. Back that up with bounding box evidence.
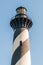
[10,7,32,65]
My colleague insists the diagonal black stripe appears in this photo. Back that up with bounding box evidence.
[11,39,29,65]
[11,45,21,65]
[13,28,26,42]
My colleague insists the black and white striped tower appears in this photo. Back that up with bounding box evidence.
[10,7,32,65]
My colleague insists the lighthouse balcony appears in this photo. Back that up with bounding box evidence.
[10,17,32,29]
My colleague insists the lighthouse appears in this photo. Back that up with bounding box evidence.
[10,7,32,65]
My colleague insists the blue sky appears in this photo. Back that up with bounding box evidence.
[0,0,43,65]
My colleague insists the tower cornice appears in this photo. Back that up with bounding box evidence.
[10,7,32,29]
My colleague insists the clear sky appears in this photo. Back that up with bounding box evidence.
[0,0,43,65]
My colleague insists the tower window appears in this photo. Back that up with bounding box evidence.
[20,41,22,46]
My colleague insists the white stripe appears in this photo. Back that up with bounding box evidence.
[12,29,29,55]
[15,50,31,65]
